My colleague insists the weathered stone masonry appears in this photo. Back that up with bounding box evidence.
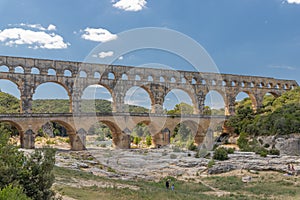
[0,55,298,150]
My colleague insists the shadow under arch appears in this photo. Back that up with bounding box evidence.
[0,120,24,147]
[97,120,128,149]
[172,120,206,147]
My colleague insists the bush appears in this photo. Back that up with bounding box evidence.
[187,140,197,151]
[227,147,235,154]
[145,135,152,146]
[237,132,249,151]
[133,136,141,145]
[0,185,30,200]
[207,159,215,168]
[269,148,280,155]
[255,147,268,157]
[213,147,229,161]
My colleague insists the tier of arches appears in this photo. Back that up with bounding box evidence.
[0,64,296,90]
[0,116,218,150]
[0,77,285,115]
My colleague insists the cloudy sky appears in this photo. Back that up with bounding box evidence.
[0,0,299,110]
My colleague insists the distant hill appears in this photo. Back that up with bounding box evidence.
[0,92,149,113]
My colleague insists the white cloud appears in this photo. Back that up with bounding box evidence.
[81,28,117,42]
[98,51,114,58]
[12,23,57,31]
[118,56,124,60]
[268,65,296,70]
[287,0,300,4]
[47,24,56,31]
[0,28,69,49]
[113,0,147,11]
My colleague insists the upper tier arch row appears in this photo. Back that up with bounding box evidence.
[0,56,297,90]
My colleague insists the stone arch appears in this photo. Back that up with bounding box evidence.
[0,79,21,113]
[235,90,258,111]
[81,83,114,113]
[124,86,153,112]
[94,71,101,79]
[135,75,141,81]
[163,87,197,114]
[32,81,72,112]
[98,120,129,148]
[0,65,9,72]
[64,69,72,77]
[31,67,40,74]
[47,68,56,76]
[0,120,24,147]
[122,73,128,80]
[14,66,24,73]
[172,120,206,146]
[204,90,226,115]
[170,77,176,83]
[37,120,81,150]
[147,75,153,82]
[79,70,87,78]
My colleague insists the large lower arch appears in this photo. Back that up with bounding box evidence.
[0,120,24,147]
[171,120,206,147]
[35,120,83,150]
[33,82,72,113]
[98,120,129,149]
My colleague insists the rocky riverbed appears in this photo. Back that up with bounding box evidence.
[54,147,300,181]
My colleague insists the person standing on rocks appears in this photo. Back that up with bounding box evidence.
[171,183,174,191]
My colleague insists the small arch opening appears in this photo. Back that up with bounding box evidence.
[31,67,40,74]
[108,72,115,80]
[64,70,72,77]
[15,66,24,74]
[0,65,9,72]
[48,68,56,76]
[94,72,101,79]
[79,71,87,78]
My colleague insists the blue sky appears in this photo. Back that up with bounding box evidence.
[0,0,299,110]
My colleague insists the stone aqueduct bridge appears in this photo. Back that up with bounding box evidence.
[0,56,298,150]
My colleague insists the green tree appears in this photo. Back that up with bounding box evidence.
[0,185,30,200]
[167,102,193,115]
[0,133,57,200]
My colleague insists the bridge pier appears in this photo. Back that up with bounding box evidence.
[69,129,87,151]
[112,132,130,149]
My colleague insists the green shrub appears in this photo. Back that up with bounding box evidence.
[187,140,197,151]
[213,147,229,161]
[269,148,280,155]
[133,136,141,145]
[0,185,30,200]
[237,132,249,151]
[145,135,152,146]
[255,147,268,157]
[207,159,215,168]
[227,147,235,154]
